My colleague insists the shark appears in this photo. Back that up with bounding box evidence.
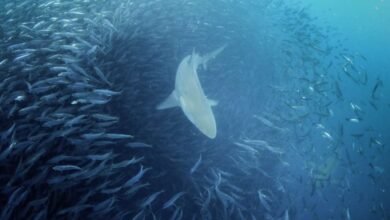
[156,45,226,139]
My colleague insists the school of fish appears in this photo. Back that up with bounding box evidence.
[0,0,387,220]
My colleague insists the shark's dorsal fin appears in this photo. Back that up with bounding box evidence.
[156,90,179,110]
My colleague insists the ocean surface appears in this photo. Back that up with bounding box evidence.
[0,0,388,219]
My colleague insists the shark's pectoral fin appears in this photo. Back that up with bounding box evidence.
[208,99,218,107]
[156,90,179,110]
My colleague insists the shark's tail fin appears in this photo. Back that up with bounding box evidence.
[191,44,227,71]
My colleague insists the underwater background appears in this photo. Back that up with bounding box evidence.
[0,0,388,219]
